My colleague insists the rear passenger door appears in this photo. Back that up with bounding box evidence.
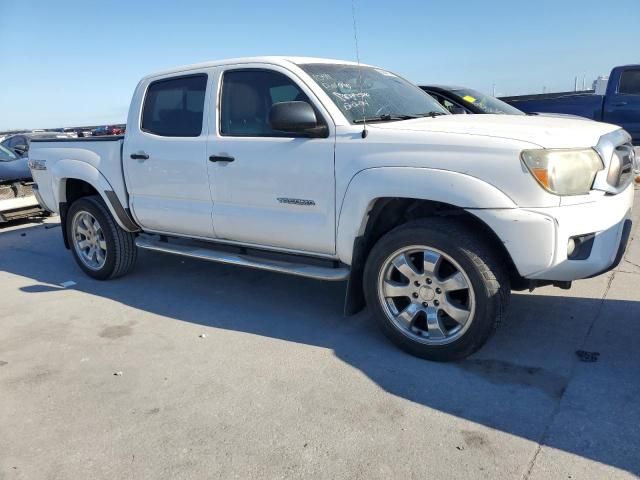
[123,72,215,238]
[604,68,640,144]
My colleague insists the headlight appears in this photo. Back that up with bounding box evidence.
[521,148,604,195]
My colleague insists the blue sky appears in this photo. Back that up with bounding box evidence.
[1,0,638,130]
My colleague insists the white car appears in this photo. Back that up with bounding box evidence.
[28,57,635,361]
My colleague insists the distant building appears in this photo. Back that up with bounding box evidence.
[592,76,609,95]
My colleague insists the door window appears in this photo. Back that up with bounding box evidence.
[7,136,25,148]
[219,69,312,136]
[5,135,28,154]
[430,93,464,114]
[619,69,640,95]
[141,74,207,137]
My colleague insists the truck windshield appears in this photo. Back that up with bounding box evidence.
[299,63,448,123]
[451,88,524,115]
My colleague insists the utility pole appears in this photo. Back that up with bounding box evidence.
[574,76,578,92]
[492,83,496,96]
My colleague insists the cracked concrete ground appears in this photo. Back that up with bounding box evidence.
[1,187,639,479]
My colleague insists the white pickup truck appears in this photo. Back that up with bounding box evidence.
[30,57,635,361]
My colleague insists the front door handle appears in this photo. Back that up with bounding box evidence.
[613,102,628,107]
[130,152,149,160]
[209,155,235,163]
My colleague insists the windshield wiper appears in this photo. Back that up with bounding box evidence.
[353,111,448,124]
[353,113,421,124]
[415,111,447,117]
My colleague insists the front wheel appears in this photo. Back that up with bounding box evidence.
[363,218,510,361]
[66,195,137,280]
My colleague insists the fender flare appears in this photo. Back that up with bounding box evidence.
[51,160,139,245]
[336,167,517,265]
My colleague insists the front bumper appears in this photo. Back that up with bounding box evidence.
[471,183,635,282]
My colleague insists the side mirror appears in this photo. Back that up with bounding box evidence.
[269,101,328,137]
[450,106,468,115]
[13,145,28,156]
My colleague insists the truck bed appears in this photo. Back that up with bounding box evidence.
[28,135,127,214]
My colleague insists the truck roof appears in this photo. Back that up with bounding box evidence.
[420,85,468,91]
[142,56,369,81]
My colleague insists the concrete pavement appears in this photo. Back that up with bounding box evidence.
[1,188,639,479]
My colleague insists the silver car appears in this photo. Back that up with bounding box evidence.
[1,131,71,158]
[0,144,30,181]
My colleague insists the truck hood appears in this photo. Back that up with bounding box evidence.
[368,114,620,149]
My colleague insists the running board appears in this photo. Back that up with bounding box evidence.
[135,237,350,281]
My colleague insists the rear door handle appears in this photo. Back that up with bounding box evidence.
[209,155,235,163]
[130,152,149,160]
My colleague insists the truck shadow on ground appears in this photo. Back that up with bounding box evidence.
[3,221,640,476]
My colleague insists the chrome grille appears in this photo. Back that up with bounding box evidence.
[606,144,634,190]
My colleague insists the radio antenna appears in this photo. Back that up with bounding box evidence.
[351,0,368,138]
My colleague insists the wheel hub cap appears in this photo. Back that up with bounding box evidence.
[418,286,436,302]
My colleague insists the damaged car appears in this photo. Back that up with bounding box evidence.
[0,144,44,223]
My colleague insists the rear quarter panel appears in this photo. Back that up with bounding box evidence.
[29,138,127,212]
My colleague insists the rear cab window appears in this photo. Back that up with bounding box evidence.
[619,69,640,95]
[141,74,207,137]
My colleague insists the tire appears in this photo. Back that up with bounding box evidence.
[66,195,137,280]
[363,218,510,362]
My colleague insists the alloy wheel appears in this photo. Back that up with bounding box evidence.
[377,246,476,345]
[72,211,107,270]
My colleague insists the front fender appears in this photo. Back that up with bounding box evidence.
[336,167,517,264]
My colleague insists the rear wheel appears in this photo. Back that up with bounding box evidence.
[66,195,137,280]
[363,218,510,361]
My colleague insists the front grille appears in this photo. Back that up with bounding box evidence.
[606,144,635,189]
[0,182,35,200]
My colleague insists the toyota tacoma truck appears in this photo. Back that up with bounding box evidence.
[29,57,636,361]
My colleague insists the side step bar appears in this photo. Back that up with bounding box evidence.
[135,236,350,281]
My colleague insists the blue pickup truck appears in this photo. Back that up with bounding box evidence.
[501,65,640,145]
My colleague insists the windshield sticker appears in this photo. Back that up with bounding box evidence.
[462,95,477,104]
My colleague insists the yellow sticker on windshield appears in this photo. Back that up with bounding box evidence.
[463,95,477,103]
